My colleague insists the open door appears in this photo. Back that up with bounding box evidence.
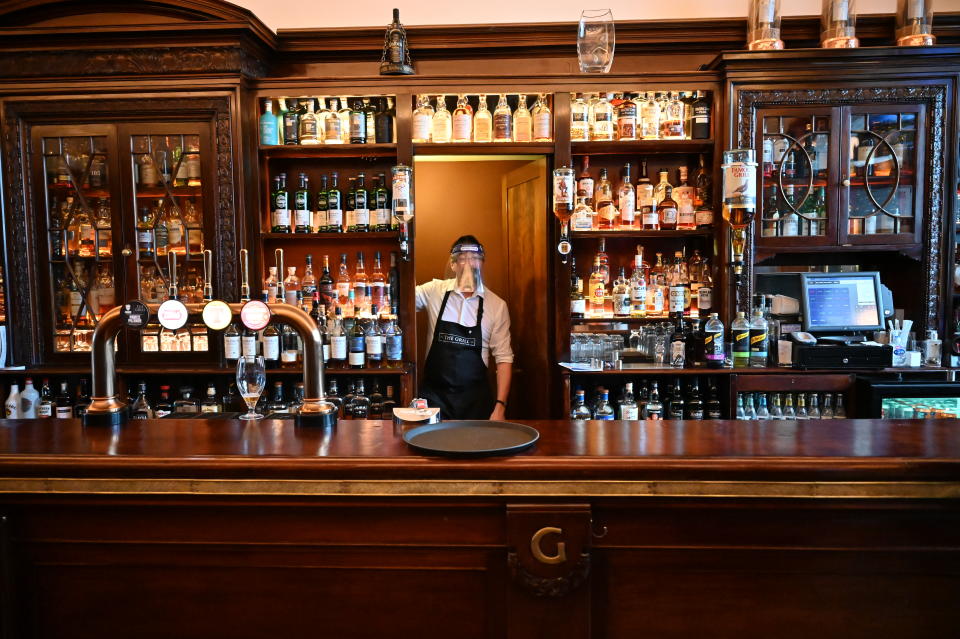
[501,159,550,418]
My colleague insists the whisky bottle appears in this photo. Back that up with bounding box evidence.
[348,309,366,369]
[262,382,286,414]
[570,93,589,141]
[653,169,673,206]
[617,93,638,141]
[264,266,279,302]
[283,267,300,306]
[451,94,472,143]
[369,251,387,311]
[351,379,370,419]
[692,90,710,139]
[431,95,452,144]
[328,306,347,368]
[660,92,686,139]
[326,172,343,232]
[412,94,433,143]
[513,94,533,143]
[363,98,376,143]
[657,186,679,230]
[349,98,367,144]
[94,198,112,257]
[345,176,357,232]
[166,204,185,256]
[595,168,616,230]
[299,98,320,145]
[260,99,278,145]
[675,167,697,230]
[352,252,368,312]
[612,267,630,317]
[354,173,370,232]
[129,382,153,419]
[313,174,328,232]
[569,263,586,319]
[617,163,636,229]
[282,98,300,145]
[493,94,513,142]
[198,383,221,413]
[137,206,153,259]
[337,97,351,143]
[588,256,607,317]
[323,98,343,144]
[473,94,493,143]
[641,92,660,140]
[532,93,552,142]
[271,173,291,233]
[336,253,352,314]
[183,199,203,257]
[630,249,648,318]
[374,174,390,231]
[577,155,594,209]
[375,96,395,143]
[364,304,383,368]
[591,93,615,141]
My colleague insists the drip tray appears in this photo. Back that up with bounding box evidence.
[403,420,539,457]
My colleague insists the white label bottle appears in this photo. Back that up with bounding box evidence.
[5,384,20,419]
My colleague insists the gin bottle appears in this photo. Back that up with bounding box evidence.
[493,94,513,142]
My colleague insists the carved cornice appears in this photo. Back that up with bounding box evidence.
[0,45,267,79]
[737,85,948,329]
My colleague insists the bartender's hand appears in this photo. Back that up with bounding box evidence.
[490,402,506,421]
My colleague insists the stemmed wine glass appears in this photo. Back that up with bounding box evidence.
[236,355,266,420]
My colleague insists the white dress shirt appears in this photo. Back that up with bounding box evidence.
[415,278,514,366]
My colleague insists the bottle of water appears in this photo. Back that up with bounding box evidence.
[756,393,770,420]
[570,390,593,420]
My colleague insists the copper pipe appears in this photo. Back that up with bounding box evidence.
[84,302,335,427]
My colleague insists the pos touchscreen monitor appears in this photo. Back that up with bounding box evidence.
[800,272,885,333]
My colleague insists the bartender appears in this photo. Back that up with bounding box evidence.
[415,235,513,420]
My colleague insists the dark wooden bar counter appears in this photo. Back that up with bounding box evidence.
[0,418,958,638]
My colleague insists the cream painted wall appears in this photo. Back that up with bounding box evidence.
[231,0,938,31]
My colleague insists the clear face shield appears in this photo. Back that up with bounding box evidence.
[444,243,485,294]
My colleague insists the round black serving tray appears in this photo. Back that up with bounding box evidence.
[402,420,540,457]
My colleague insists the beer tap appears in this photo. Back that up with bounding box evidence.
[202,249,214,301]
[239,248,251,302]
[167,251,179,301]
[275,248,285,302]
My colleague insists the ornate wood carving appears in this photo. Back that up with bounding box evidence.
[0,47,266,79]
[508,551,590,598]
[736,85,948,329]
[1,103,40,363]
[0,96,238,364]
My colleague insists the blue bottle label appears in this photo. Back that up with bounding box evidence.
[386,335,403,361]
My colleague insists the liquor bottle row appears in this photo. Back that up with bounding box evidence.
[49,196,113,259]
[760,184,828,238]
[262,251,400,321]
[412,94,553,144]
[4,378,90,419]
[569,91,711,142]
[569,156,714,231]
[133,378,401,420]
[45,150,108,189]
[260,96,395,146]
[269,168,409,234]
[570,377,724,420]
[570,244,714,320]
[735,392,848,420]
[224,297,403,370]
[132,138,202,188]
[135,197,205,258]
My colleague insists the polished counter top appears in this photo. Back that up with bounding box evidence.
[0,418,957,493]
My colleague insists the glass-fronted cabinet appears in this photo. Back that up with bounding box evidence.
[758,108,837,246]
[38,128,120,355]
[841,105,923,245]
[126,126,211,356]
[31,121,217,363]
[756,103,926,250]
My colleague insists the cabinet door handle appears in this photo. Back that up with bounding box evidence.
[842,178,851,187]
[121,247,133,257]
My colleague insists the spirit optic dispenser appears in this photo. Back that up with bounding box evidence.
[721,149,758,287]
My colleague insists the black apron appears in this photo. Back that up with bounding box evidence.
[421,290,494,420]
